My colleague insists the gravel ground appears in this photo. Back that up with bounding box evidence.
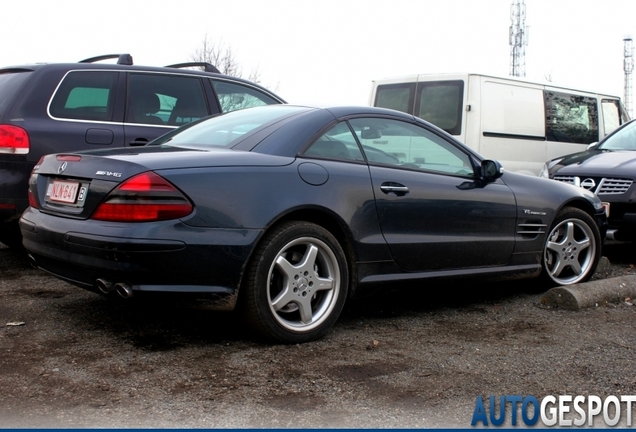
[0,241,635,428]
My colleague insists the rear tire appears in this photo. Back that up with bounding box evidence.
[241,221,348,343]
[541,207,601,286]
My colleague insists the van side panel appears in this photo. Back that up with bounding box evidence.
[479,79,546,175]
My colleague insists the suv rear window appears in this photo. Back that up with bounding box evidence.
[49,71,118,121]
[0,71,32,114]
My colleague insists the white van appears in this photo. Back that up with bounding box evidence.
[370,73,630,175]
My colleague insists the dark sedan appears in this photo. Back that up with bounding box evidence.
[21,105,607,343]
[541,118,636,241]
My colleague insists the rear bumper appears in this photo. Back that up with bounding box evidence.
[20,208,262,309]
[0,157,32,222]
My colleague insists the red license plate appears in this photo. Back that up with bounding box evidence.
[46,180,80,204]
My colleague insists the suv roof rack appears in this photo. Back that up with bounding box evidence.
[79,54,133,65]
[166,62,220,74]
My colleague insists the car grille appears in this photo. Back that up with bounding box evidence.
[553,176,633,195]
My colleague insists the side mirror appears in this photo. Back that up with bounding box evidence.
[586,141,599,150]
[481,159,504,180]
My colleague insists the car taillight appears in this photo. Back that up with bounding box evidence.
[0,125,29,154]
[91,171,193,222]
[28,188,39,209]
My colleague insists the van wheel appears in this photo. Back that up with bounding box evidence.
[241,221,348,343]
[541,207,601,286]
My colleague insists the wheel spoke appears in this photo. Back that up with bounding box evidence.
[271,243,335,324]
[275,254,299,280]
[296,295,315,324]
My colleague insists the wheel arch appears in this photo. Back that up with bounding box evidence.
[237,206,359,302]
[557,197,597,216]
[557,197,607,238]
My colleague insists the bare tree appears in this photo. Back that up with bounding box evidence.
[191,35,261,83]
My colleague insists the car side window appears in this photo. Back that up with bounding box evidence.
[211,80,279,113]
[348,117,474,176]
[126,73,209,126]
[302,122,364,161]
[49,71,118,121]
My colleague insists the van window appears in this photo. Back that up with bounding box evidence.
[544,91,598,144]
[50,71,118,121]
[374,81,464,136]
[374,83,415,114]
[601,99,622,136]
[415,80,464,135]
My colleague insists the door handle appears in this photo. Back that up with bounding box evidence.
[129,138,150,146]
[380,182,409,196]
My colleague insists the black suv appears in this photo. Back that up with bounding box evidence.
[0,54,286,247]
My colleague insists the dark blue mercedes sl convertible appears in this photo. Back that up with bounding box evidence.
[20,105,607,342]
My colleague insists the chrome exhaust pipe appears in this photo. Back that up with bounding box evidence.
[26,254,38,269]
[95,278,114,295]
[114,282,134,299]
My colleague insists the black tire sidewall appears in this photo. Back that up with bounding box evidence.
[242,221,349,343]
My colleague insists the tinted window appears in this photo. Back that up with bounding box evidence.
[374,83,415,114]
[50,71,118,121]
[0,71,32,114]
[303,122,364,161]
[127,73,209,126]
[349,117,473,176]
[545,91,598,144]
[415,80,464,135]
[211,80,279,113]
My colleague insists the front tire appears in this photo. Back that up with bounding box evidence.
[241,221,349,343]
[542,207,601,286]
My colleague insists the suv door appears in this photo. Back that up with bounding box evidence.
[124,73,211,146]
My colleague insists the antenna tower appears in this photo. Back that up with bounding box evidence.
[509,0,528,77]
[624,37,634,117]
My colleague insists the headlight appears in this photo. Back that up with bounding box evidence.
[539,158,563,178]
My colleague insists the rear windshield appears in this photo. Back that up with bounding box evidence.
[152,105,309,149]
[0,71,32,115]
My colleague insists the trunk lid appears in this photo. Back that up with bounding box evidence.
[29,145,293,219]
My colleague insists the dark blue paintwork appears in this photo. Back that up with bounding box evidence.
[20,105,607,311]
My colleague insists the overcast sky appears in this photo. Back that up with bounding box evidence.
[4,0,635,106]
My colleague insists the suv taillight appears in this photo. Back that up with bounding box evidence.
[0,125,29,154]
[91,171,193,222]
